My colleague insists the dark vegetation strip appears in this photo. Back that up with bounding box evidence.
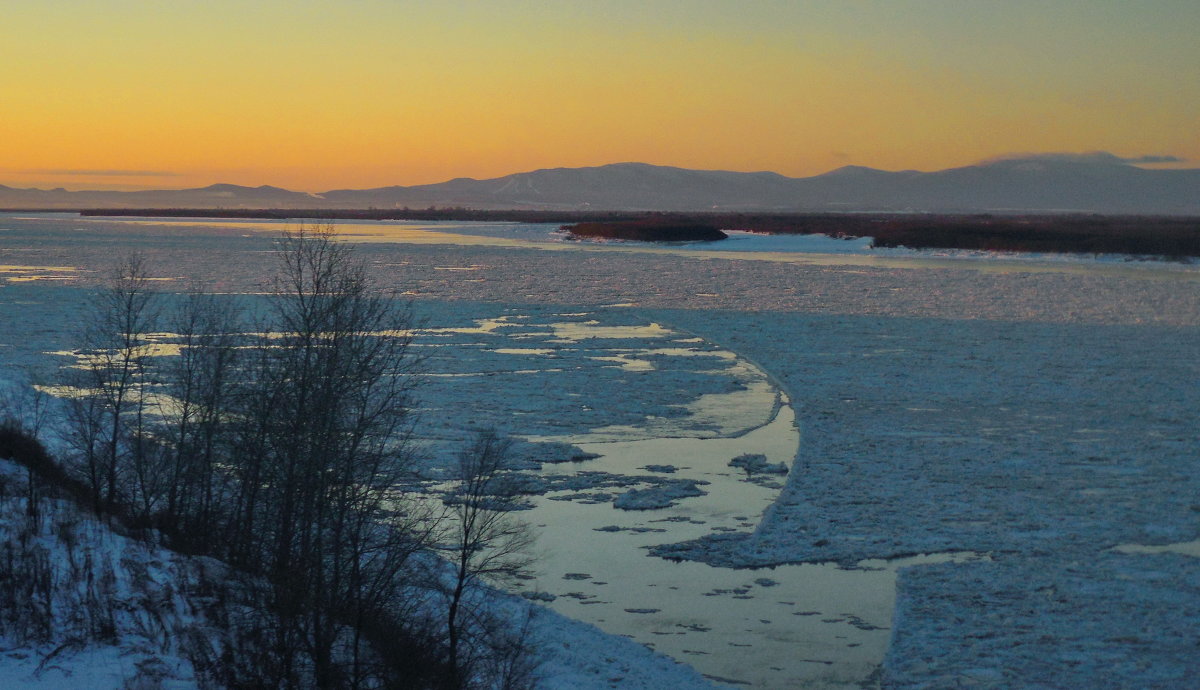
[564,221,727,242]
[866,216,1200,258]
[76,208,1200,258]
[0,421,94,509]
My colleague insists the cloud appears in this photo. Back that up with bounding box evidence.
[982,151,1123,165]
[1119,155,1185,165]
[980,151,1186,167]
[15,169,181,177]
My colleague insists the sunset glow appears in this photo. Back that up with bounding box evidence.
[3,1,1197,191]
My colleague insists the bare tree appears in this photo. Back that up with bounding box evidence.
[73,253,159,513]
[443,429,535,688]
[239,222,425,685]
[54,226,542,687]
[0,384,54,522]
[157,288,244,547]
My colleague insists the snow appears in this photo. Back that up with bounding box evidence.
[0,459,220,688]
[612,479,707,510]
[0,454,715,690]
[634,308,1200,686]
[528,610,716,689]
[638,310,1200,566]
[728,453,788,476]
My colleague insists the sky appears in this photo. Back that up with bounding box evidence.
[2,0,1197,191]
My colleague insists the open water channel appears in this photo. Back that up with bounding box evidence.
[410,307,987,688]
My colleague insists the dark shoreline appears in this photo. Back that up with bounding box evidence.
[564,221,728,242]
[46,208,1199,259]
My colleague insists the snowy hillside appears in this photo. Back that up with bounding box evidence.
[0,452,227,687]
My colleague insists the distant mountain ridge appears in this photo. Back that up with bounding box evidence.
[2,154,1197,214]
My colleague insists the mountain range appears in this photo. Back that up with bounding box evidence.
[2,153,1196,214]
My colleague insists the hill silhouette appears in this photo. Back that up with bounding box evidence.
[3,153,1197,214]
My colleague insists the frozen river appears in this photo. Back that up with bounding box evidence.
[1,213,1198,687]
[409,306,989,687]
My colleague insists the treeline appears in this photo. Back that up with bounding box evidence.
[77,207,907,229]
[563,221,727,242]
[5,225,537,688]
[866,216,1200,258]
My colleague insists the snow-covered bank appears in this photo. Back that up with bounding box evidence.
[0,452,712,690]
[0,456,213,686]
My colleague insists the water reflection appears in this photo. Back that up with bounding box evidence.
[525,399,987,687]
[0,264,80,283]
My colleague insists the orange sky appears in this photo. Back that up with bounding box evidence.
[2,1,1197,191]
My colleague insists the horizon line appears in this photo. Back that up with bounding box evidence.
[2,153,1193,194]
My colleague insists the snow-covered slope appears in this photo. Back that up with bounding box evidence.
[0,407,714,689]
[0,456,222,688]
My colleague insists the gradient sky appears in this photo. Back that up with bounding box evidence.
[3,1,1197,191]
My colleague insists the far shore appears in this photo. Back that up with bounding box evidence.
[12,208,1196,259]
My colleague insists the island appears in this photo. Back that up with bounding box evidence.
[562,221,728,242]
